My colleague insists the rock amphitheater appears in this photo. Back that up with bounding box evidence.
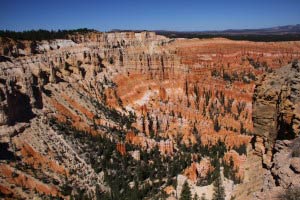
[0,31,299,199]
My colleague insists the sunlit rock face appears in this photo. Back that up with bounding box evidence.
[234,61,300,200]
[1,31,300,199]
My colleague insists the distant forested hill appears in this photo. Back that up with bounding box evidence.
[0,28,96,41]
[154,31,300,42]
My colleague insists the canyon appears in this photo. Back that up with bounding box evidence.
[0,30,300,199]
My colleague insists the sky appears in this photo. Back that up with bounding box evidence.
[0,0,300,31]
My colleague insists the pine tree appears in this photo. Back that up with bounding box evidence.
[180,181,192,200]
[213,117,221,132]
[212,171,225,200]
[193,193,199,200]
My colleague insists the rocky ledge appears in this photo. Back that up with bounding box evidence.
[246,61,300,199]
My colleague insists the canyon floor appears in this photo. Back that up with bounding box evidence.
[0,31,300,199]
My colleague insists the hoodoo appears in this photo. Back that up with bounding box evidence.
[0,28,300,199]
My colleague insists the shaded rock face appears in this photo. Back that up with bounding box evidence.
[0,143,14,160]
[0,75,36,125]
[7,87,35,124]
[247,61,300,199]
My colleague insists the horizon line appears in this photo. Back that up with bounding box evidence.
[1,23,300,33]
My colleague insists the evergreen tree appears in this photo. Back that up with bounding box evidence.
[213,117,221,132]
[180,181,192,200]
[212,171,225,200]
[193,193,199,200]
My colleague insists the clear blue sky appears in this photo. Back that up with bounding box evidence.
[1,0,299,31]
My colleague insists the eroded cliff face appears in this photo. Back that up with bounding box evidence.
[235,61,300,200]
[253,61,300,163]
[1,31,300,199]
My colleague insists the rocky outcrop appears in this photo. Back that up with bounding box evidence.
[0,72,36,126]
[235,61,300,199]
[0,86,8,125]
[253,61,300,166]
[254,61,300,138]
[184,158,213,183]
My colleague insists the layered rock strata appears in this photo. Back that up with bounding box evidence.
[1,31,300,199]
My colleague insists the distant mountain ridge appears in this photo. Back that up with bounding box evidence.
[110,24,300,42]
[117,24,300,35]
[152,24,300,42]
[201,24,300,35]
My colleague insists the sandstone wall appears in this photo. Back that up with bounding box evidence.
[235,61,300,199]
